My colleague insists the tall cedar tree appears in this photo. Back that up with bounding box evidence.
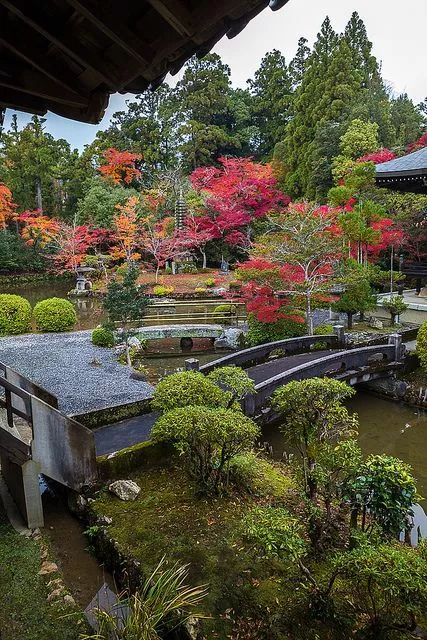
[248,50,293,159]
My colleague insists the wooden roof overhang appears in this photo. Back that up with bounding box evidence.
[375,147,427,194]
[0,0,290,124]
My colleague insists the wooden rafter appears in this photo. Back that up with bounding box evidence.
[146,0,194,37]
[0,65,88,107]
[0,31,88,96]
[64,0,154,67]
[0,0,121,87]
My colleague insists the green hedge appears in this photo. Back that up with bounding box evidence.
[0,294,32,336]
[33,297,77,332]
[246,313,306,346]
[92,326,115,347]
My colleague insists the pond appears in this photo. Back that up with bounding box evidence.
[0,279,238,331]
[1,279,105,330]
[264,391,427,542]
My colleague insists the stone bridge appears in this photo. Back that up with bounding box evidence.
[198,332,404,420]
[94,331,405,455]
[134,324,224,349]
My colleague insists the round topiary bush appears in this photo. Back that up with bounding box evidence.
[92,326,115,347]
[33,297,77,332]
[0,294,32,336]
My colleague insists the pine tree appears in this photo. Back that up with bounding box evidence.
[175,54,239,170]
[248,50,293,158]
[289,37,311,89]
[390,94,426,149]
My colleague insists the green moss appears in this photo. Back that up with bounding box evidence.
[0,503,83,640]
[97,440,174,479]
[73,398,152,430]
[91,464,298,637]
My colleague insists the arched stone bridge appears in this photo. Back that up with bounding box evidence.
[95,331,405,455]
[199,332,405,419]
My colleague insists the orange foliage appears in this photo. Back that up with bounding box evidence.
[98,148,142,185]
[111,196,141,263]
[0,183,16,229]
[18,209,60,247]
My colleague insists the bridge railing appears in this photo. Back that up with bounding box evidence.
[199,334,341,374]
[243,343,397,415]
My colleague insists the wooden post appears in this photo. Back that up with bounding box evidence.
[21,459,44,528]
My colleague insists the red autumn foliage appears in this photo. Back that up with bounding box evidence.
[357,149,396,164]
[98,148,142,185]
[190,157,290,250]
[407,131,427,153]
[18,209,60,247]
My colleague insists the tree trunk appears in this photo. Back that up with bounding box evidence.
[390,312,396,327]
[155,265,160,282]
[201,249,207,270]
[306,295,313,335]
[35,177,43,210]
[347,312,353,329]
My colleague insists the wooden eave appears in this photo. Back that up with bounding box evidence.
[0,0,290,124]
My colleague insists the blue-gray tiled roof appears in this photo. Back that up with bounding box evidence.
[376,147,427,176]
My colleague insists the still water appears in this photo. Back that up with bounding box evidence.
[264,391,427,541]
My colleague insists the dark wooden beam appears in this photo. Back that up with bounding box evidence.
[0,65,88,107]
[65,0,154,67]
[146,0,194,37]
[0,88,47,116]
[0,0,122,87]
[0,24,88,96]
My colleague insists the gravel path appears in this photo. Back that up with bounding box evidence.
[0,331,154,415]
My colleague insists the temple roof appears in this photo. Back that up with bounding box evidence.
[376,147,427,178]
[0,0,290,124]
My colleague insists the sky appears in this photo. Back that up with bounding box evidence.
[3,0,426,151]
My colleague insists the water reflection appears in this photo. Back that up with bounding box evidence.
[264,391,427,543]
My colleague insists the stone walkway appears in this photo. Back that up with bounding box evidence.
[0,331,153,415]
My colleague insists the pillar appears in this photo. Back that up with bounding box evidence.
[388,333,403,361]
[185,358,200,372]
[333,324,345,348]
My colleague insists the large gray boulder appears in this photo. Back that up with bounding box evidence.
[109,480,141,501]
[215,327,246,350]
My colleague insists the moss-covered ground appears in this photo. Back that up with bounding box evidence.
[0,501,83,640]
[91,463,333,639]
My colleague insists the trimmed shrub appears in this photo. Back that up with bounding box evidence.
[92,326,115,347]
[0,294,32,336]
[152,406,260,493]
[180,262,198,274]
[33,297,77,332]
[228,280,242,292]
[314,323,334,335]
[152,370,228,413]
[204,277,216,287]
[152,285,174,297]
[229,452,293,497]
[194,287,207,295]
[382,295,408,326]
[246,313,306,346]
[213,303,236,325]
[417,321,427,372]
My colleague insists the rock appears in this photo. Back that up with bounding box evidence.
[369,317,383,329]
[212,287,227,296]
[130,371,147,381]
[64,594,76,607]
[113,343,127,356]
[109,479,141,501]
[47,588,64,602]
[184,616,200,640]
[39,561,58,575]
[127,336,142,349]
[97,515,113,526]
[215,327,245,350]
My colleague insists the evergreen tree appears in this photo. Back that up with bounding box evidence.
[95,86,178,173]
[248,50,293,158]
[390,93,426,149]
[175,54,239,170]
[289,37,311,89]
